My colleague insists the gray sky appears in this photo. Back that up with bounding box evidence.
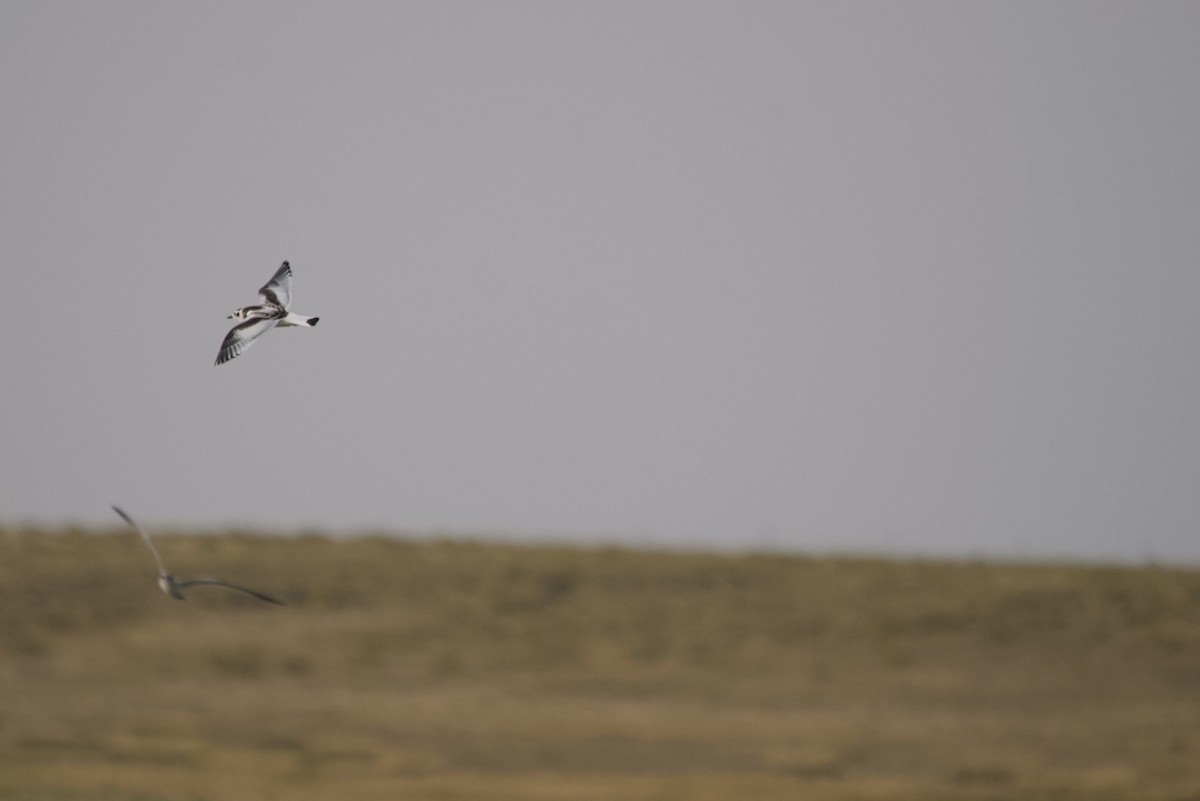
[3,2,1198,563]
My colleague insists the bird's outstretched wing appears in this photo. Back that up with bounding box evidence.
[111,505,168,577]
[257,261,292,309]
[215,317,279,365]
[175,578,284,605]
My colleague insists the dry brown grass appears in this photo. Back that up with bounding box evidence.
[2,525,1199,800]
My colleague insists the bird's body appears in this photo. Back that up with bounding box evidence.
[216,261,319,365]
[158,574,185,599]
[111,505,284,605]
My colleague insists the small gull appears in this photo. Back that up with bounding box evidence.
[215,260,319,365]
[111,505,284,605]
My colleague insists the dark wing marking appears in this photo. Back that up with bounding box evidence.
[215,317,279,365]
[257,261,293,309]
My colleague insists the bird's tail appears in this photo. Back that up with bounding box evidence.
[279,313,319,328]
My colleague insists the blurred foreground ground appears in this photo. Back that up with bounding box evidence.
[1,526,1199,800]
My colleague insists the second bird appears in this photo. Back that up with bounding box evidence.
[111,505,284,605]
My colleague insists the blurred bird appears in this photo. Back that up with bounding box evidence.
[111,505,284,605]
[215,260,319,365]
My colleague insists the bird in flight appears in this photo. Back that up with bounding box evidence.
[111,505,284,605]
[215,260,319,365]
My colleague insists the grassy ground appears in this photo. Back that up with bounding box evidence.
[1,525,1199,800]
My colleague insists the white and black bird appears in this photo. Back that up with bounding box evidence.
[215,260,319,365]
[111,505,284,605]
